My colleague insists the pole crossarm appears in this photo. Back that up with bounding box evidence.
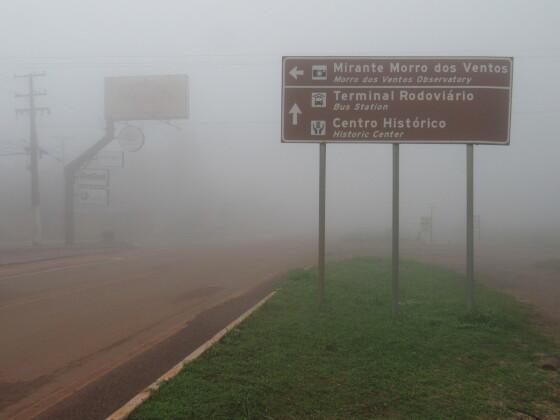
[15,91,47,98]
[14,72,47,79]
[16,107,50,115]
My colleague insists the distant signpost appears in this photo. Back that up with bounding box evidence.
[64,74,189,245]
[282,56,513,315]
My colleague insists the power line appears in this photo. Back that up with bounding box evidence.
[0,49,559,62]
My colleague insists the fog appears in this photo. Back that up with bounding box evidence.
[1,0,559,246]
[4,3,560,418]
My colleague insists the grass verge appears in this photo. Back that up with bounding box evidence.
[131,258,560,419]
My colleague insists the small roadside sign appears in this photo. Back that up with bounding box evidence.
[87,151,124,169]
[75,169,109,187]
[117,125,145,153]
[76,188,109,206]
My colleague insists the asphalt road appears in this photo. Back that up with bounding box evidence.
[1,237,559,419]
[0,238,318,419]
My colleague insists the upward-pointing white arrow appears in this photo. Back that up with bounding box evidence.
[289,103,302,125]
[289,66,304,80]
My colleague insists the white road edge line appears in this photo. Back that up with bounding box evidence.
[0,259,122,282]
[106,289,278,420]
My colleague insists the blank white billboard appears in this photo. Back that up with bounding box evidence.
[105,74,189,121]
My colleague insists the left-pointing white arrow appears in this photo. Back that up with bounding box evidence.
[289,66,304,80]
[289,103,302,125]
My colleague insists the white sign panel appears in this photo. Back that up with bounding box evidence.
[87,151,124,169]
[76,188,109,206]
[75,169,109,187]
[105,74,189,121]
[117,125,145,152]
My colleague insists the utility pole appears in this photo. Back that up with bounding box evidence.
[15,72,49,246]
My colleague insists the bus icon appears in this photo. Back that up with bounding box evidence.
[311,92,327,108]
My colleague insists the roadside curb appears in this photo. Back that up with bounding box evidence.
[106,290,277,420]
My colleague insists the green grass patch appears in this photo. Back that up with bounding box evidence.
[131,258,560,419]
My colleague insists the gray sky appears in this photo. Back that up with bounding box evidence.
[1,1,559,244]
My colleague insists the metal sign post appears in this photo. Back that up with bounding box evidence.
[318,143,326,305]
[430,206,434,243]
[466,144,475,311]
[392,144,400,318]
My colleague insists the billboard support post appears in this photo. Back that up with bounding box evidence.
[64,120,115,245]
[466,144,475,312]
[392,144,400,318]
[318,143,326,305]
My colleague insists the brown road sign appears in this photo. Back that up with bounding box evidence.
[282,57,513,144]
